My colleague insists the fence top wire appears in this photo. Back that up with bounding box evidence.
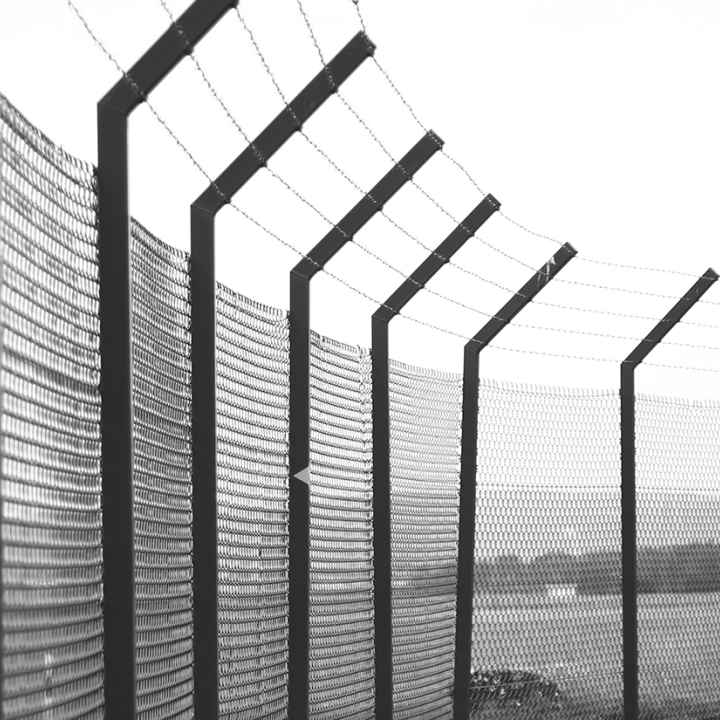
[161,0,646,347]
[229,5,720,333]
[230,8,519,292]
[65,0,720,375]
[156,0,554,337]
[174,0,720,348]
[289,0,720,334]
[226,4,720,342]
[344,0,720,286]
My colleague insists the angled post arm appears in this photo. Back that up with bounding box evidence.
[371,192,501,719]
[619,268,717,720]
[96,2,239,716]
[453,242,576,720]
[188,31,373,719]
[287,131,442,719]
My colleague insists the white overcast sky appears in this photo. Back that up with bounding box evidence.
[2,0,720,398]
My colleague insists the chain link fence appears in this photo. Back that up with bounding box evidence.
[0,94,104,718]
[471,383,622,719]
[636,396,720,715]
[131,222,195,718]
[215,284,290,719]
[309,335,374,719]
[390,363,461,719]
[2,91,720,720]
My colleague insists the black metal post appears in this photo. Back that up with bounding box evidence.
[370,193,501,720]
[620,268,717,720]
[96,2,237,715]
[189,32,373,719]
[289,131,441,719]
[452,243,576,720]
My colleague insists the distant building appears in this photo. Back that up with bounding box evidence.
[545,583,576,600]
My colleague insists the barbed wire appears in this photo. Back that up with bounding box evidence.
[164,0,720,350]
[292,0,549,273]
[292,0,720,320]
[646,360,720,375]
[154,0,720,331]
[237,4,684,330]
[64,0,720,374]
[229,3,720,335]
[345,0,720,286]
[155,0,567,334]
[231,9,526,295]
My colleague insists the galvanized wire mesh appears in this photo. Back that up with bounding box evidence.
[0,94,104,718]
[215,284,290,719]
[636,395,720,715]
[131,222,194,719]
[6,89,720,720]
[309,334,374,720]
[471,382,622,719]
[389,362,462,720]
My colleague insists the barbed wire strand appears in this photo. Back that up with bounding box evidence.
[291,0,555,273]
[160,0,720,351]
[229,4,720,335]
[347,0,713,284]
[230,8,523,296]
[291,0,720,310]
[154,0,565,334]
[64,0,720,375]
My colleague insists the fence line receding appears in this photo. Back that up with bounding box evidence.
[2,70,720,720]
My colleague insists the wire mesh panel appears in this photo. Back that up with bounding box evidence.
[130,223,194,719]
[0,94,104,718]
[215,285,289,719]
[636,395,720,717]
[309,334,374,720]
[389,362,462,720]
[471,382,622,719]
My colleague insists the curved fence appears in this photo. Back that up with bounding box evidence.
[2,92,720,720]
[390,364,461,720]
[309,335,373,719]
[0,93,104,719]
[131,224,195,719]
[215,285,290,719]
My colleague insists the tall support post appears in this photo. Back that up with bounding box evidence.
[619,268,717,720]
[96,2,238,715]
[371,193,501,719]
[288,132,441,719]
[189,33,373,719]
[452,243,576,720]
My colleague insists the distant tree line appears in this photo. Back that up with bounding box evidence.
[472,543,720,595]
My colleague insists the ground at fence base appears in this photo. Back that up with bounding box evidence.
[469,697,720,720]
[468,669,720,720]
